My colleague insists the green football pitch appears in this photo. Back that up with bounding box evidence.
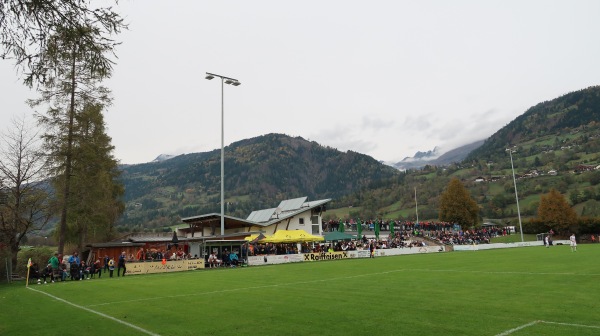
[1,244,599,336]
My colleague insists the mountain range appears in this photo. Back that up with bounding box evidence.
[116,85,600,232]
[391,140,485,170]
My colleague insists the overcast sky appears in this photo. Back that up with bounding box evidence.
[1,0,599,164]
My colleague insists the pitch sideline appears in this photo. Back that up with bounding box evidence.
[86,267,599,308]
[28,287,161,336]
[495,320,600,335]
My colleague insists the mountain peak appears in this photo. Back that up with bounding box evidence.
[152,154,177,163]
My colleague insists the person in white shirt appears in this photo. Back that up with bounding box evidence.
[544,236,549,248]
[570,234,577,252]
[208,252,222,268]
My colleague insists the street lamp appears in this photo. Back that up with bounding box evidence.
[507,148,524,242]
[205,72,241,236]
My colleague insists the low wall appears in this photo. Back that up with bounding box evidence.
[123,241,570,271]
[247,246,443,266]
[452,240,570,251]
[126,259,205,275]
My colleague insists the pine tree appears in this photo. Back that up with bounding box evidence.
[31,25,116,255]
[1,0,125,85]
[54,103,124,250]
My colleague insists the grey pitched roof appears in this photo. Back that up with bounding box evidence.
[181,197,331,229]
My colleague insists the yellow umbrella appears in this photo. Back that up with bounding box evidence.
[288,230,324,242]
[260,230,294,243]
[245,234,258,241]
[260,230,324,243]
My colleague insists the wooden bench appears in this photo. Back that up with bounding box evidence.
[11,274,25,281]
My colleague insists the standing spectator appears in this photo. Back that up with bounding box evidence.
[117,251,127,276]
[108,257,115,277]
[103,255,110,272]
[136,247,144,261]
[68,252,80,265]
[48,252,59,283]
[68,252,80,279]
[570,233,577,252]
[544,236,549,248]
[69,260,80,280]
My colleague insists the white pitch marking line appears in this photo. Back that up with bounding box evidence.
[86,267,599,308]
[495,320,540,336]
[539,320,600,329]
[28,287,160,336]
[495,320,600,335]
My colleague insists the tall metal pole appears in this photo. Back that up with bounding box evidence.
[415,187,419,225]
[509,150,524,242]
[205,72,240,237]
[220,77,225,237]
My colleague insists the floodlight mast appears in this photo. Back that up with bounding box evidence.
[507,148,524,242]
[205,72,241,236]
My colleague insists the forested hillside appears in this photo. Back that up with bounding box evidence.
[330,86,600,233]
[117,133,399,231]
[467,86,600,162]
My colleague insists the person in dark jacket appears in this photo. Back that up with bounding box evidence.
[117,251,127,276]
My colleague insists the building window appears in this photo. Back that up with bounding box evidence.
[312,224,319,234]
[299,218,304,225]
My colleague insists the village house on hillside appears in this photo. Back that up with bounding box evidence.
[574,164,598,173]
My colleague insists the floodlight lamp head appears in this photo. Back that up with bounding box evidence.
[232,80,241,86]
[205,73,215,80]
[224,79,234,85]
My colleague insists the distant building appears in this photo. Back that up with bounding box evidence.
[179,196,331,258]
[88,196,332,267]
[574,165,596,173]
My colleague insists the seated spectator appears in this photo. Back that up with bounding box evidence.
[90,259,102,279]
[41,264,53,284]
[59,263,68,281]
[80,261,91,280]
[29,262,41,284]
[222,249,230,266]
[207,252,222,268]
[229,252,239,267]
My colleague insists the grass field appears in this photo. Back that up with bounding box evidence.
[2,244,599,336]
